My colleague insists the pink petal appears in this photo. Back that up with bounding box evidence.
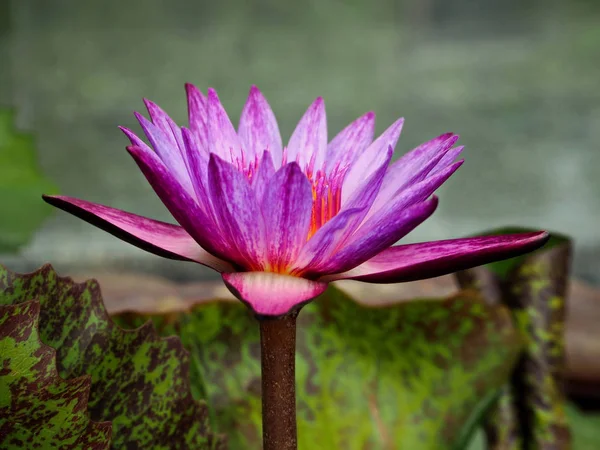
[299,146,393,271]
[342,117,404,203]
[130,113,195,196]
[143,98,186,152]
[127,145,231,260]
[181,127,211,214]
[430,145,464,175]
[238,86,283,167]
[321,231,550,283]
[309,196,439,276]
[262,163,313,271]
[206,88,243,162]
[357,159,462,237]
[251,150,276,203]
[325,111,375,175]
[290,207,366,275]
[185,83,209,146]
[286,97,327,172]
[368,134,459,217]
[223,272,328,317]
[208,154,266,270]
[42,195,233,272]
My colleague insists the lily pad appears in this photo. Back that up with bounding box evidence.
[115,284,523,450]
[0,264,226,449]
[0,300,112,449]
[456,228,572,449]
[0,109,57,253]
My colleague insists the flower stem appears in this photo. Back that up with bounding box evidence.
[259,311,298,450]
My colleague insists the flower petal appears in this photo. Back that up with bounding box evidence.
[223,272,328,317]
[342,117,404,203]
[321,231,550,283]
[309,196,439,276]
[131,112,194,195]
[368,134,458,217]
[290,207,366,275]
[325,111,375,175]
[430,145,464,175]
[359,160,463,237]
[181,127,211,213]
[42,195,233,272]
[127,145,231,260]
[307,146,393,265]
[261,163,313,271]
[251,150,276,204]
[286,97,327,172]
[208,154,266,270]
[238,86,283,167]
[185,83,208,146]
[206,88,243,162]
[143,99,185,152]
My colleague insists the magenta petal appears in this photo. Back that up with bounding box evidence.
[238,86,283,167]
[286,97,327,172]
[185,83,209,146]
[291,207,365,274]
[317,197,439,276]
[206,88,243,162]
[181,127,211,214]
[364,159,463,226]
[262,163,313,270]
[208,154,266,270]
[251,150,276,203]
[223,272,328,317]
[42,195,233,272]
[143,99,185,152]
[127,145,230,260]
[325,111,375,175]
[322,231,550,283]
[317,146,393,257]
[369,134,459,216]
[342,117,404,203]
[132,112,194,195]
[430,145,464,175]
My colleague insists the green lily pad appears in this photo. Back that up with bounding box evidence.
[456,228,572,449]
[0,264,226,449]
[0,109,57,253]
[0,300,112,449]
[115,284,523,450]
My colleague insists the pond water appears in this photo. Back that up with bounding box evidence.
[1,0,599,282]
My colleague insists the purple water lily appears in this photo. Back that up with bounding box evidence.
[44,85,548,317]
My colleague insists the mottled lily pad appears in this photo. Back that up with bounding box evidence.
[0,300,111,449]
[115,284,523,450]
[456,228,572,450]
[0,109,57,253]
[0,264,226,449]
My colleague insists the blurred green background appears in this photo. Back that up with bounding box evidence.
[0,0,598,283]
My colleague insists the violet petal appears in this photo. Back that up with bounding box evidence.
[238,85,283,167]
[321,231,550,283]
[42,195,233,272]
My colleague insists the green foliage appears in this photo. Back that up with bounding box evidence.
[0,264,225,449]
[116,286,524,450]
[0,109,57,253]
[0,300,111,449]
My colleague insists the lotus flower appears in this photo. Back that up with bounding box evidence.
[43,85,548,317]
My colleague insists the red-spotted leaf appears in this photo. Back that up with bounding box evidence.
[0,264,226,449]
[0,300,112,449]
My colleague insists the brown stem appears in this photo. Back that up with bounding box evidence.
[260,312,298,450]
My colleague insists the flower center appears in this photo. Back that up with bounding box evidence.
[306,167,343,240]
